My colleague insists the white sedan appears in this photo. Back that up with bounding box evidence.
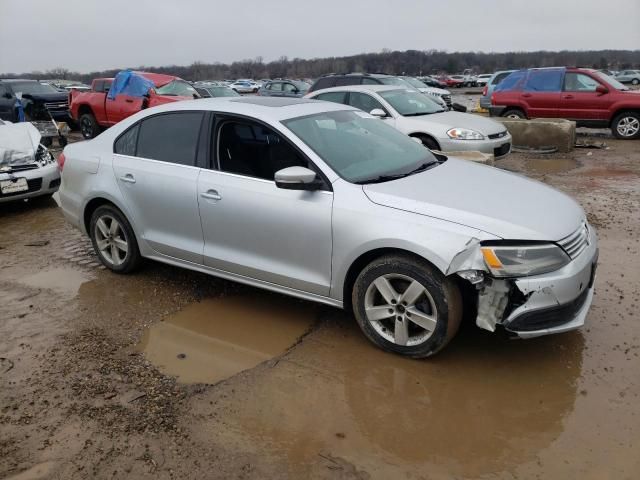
[306,85,512,158]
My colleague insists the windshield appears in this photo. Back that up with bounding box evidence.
[10,81,59,95]
[210,86,240,97]
[283,110,437,184]
[402,77,428,89]
[379,89,444,116]
[379,77,410,86]
[594,71,628,91]
[155,80,199,97]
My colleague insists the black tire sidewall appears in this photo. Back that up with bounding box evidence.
[80,113,98,139]
[417,135,439,150]
[352,255,460,358]
[89,205,141,273]
[503,109,525,119]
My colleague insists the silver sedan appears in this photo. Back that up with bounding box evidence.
[58,97,597,357]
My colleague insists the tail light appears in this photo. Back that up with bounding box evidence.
[482,85,488,96]
[57,152,66,171]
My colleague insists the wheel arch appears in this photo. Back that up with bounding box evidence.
[610,108,640,127]
[82,195,133,238]
[77,104,94,118]
[408,132,441,150]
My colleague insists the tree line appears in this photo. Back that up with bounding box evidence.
[3,49,640,83]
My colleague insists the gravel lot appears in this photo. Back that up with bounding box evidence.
[1,131,639,479]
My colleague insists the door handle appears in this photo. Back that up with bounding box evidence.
[563,94,574,99]
[200,190,222,201]
[119,174,136,184]
[125,99,134,103]
[522,93,532,98]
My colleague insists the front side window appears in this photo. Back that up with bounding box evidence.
[564,73,600,92]
[269,82,282,92]
[217,120,309,181]
[314,92,347,104]
[524,70,564,92]
[136,112,203,165]
[283,83,297,93]
[283,110,437,184]
[379,89,444,116]
[348,92,386,114]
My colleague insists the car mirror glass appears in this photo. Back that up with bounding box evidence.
[369,108,387,118]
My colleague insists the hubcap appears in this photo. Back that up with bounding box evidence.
[95,215,128,266]
[81,118,92,137]
[617,117,639,137]
[364,274,438,347]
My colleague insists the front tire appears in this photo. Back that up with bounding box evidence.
[413,134,440,150]
[352,254,462,358]
[89,205,142,273]
[79,113,100,139]
[612,112,640,139]
[631,78,639,86]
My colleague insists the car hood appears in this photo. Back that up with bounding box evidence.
[418,87,450,95]
[362,158,584,241]
[23,91,68,102]
[408,111,507,136]
[0,122,40,167]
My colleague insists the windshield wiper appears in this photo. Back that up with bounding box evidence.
[356,161,437,184]
[404,112,433,117]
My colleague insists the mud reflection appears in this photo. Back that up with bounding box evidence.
[140,294,317,384]
[19,267,92,296]
[223,312,584,477]
[525,157,579,175]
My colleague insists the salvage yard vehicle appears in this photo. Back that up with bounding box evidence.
[614,69,640,85]
[0,119,60,203]
[306,85,512,157]
[0,79,71,123]
[398,76,452,110]
[480,70,516,110]
[228,80,261,93]
[58,97,597,357]
[69,71,199,139]
[476,74,492,87]
[490,67,640,139]
[258,80,310,98]
[193,84,240,98]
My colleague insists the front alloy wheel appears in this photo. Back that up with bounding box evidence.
[613,114,640,139]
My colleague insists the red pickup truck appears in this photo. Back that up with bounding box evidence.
[69,71,199,139]
[490,67,640,139]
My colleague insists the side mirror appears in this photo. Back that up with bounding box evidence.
[596,85,608,96]
[275,166,322,191]
[369,108,387,118]
[15,92,23,100]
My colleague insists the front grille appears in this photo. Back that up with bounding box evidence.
[506,287,590,332]
[44,101,69,111]
[488,130,508,139]
[558,224,589,259]
[0,178,42,197]
[494,143,511,157]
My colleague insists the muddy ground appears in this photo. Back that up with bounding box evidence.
[1,133,639,479]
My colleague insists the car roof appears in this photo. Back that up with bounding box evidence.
[130,96,357,123]
[0,79,40,83]
[308,84,406,95]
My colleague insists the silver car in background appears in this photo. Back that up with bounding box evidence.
[0,119,60,203]
[59,97,597,357]
[306,85,512,157]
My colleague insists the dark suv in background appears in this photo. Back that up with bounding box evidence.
[307,73,409,93]
[490,67,640,139]
[0,79,71,123]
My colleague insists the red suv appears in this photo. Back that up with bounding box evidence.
[490,67,640,139]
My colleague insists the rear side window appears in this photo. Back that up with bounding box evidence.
[312,77,335,91]
[495,71,526,91]
[334,77,358,87]
[94,81,104,92]
[361,77,380,85]
[136,112,203,166]
[524,70,563,92]
[114,124,139,156]
[491,72,512,85]
[315,92,347,104]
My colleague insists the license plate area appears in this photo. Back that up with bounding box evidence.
[0,178,28,194]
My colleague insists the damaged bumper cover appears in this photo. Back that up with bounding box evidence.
[453,227,599,338]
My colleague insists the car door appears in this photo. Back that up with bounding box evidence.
[268,82,283,97]
[197,115,334,296]
[0,84,16,121]
[560,72,610,121]
[112,111,206,264]
[282,82,298,97]
[521,69,563,118]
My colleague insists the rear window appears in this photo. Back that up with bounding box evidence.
[524,70,564,92]
[494,71,526,92]
[136,112,203,166]
[334,77,359,87]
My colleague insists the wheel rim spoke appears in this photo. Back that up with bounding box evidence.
[406,306,437,331]
[399,280,424,306]
[109,219,120,235]
[365,305,394,322]
[96,218,109,237]
[394,318,409,346]
[113,238,128,253]
[96,238,109,251]
[110,244,121,265]
[374,277,398,304]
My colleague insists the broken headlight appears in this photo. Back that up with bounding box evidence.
[480,244,570,277]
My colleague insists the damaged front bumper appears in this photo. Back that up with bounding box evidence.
[456,226,599,338]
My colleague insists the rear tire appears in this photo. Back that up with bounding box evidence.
[612,111,640,139]
[89,205,142,274]
[79,113,100,139]
[502,109,526,119]
[352,254,462,358]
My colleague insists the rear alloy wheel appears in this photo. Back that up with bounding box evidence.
[352,255,462,358]
[79,113,100,139]
[612,112,640,140]
[90,205,141,273]
[502,109,526,119]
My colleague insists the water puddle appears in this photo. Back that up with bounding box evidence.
[19,267,92,296]
[526,158,579,175]
[139,294,317,384]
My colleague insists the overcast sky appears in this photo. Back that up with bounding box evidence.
[1,0,638,73]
